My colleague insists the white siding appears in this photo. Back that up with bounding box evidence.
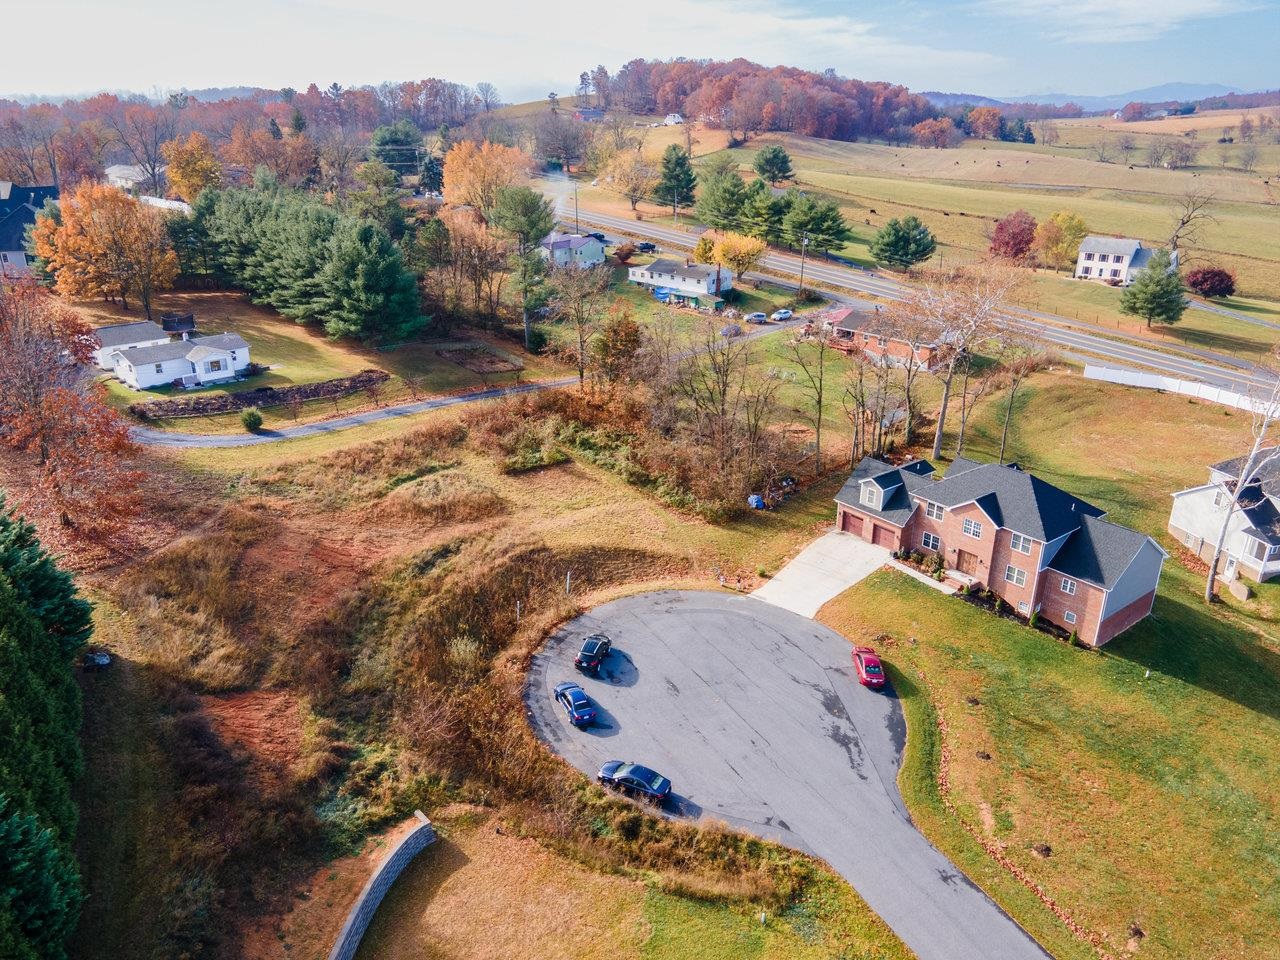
[1101,539,1165,619]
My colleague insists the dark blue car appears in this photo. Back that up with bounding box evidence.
[554,681,596,727]
[574,634,612,675]
[598,761,671,805]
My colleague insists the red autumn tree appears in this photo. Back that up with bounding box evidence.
[967,107,1003,140]
[912,117,957,149]
[0,281,141,530]
[989,209,1038,260]
[1185,266,1236,299]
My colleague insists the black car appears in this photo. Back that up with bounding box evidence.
[553,681,597,727]
[585,231,607,243]
[635,241,656,253]
[598,761,671,805]
[574,633,612,674]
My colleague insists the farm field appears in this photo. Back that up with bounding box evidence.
[76,290,568,433]
[821,370,1280,960]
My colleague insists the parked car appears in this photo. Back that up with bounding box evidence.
[745,312,769,324]
[852,646,887,689]
[81,650,112,672]
[720,323,743,338]
[770,309,794,321]
[574,633,612,674]
[553,681,597,727]
[585,231,606,243]
[636,241,656,253]
[598,761,671,805]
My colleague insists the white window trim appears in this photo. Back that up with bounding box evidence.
[1064,610,1077,625]
[963,518,982,539]
[1010,533,1033,554]
[861,484,879,508]
[1060,577,1077,596]
[922,532,940,551]
[1004,565,1027,587]
[924,501,944,521]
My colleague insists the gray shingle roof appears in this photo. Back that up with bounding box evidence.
[0,183,58,252]
[835,457,937,527]
[94,320,167,349]
[1079,236,1142,258]
[922,462,1104,542]
[115,333,248,367]
[1211,449,1280,498]
[640,258,727,283]
[1047,514,1154,589]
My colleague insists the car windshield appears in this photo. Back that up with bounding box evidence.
[865,662,883,674]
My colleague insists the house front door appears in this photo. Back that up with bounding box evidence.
[956,550,980,576]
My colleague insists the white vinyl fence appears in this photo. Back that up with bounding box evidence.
[1083,364,1273,413]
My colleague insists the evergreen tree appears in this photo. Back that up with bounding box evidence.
[0,497,92,657]
[419,153,444,193]
[1120,250,1187,327]
[267,117,283,140]
[782,192,851,254]
[289,107,307,135]
[0,796,82,960]
[654,144,696,211]
[369,119,423,178]
[752,144,794,186]
[740,180,785,244]
[489,185,557,348]
[869,215,937,268]
[349,160,407,238]
[318,220,424,342]
[695,170,746,232]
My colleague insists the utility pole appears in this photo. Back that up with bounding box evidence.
[798,234,810,298]
[574,184,580,234]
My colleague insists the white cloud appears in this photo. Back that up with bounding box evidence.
[2,0,1002,99]
[976,0,1260,43]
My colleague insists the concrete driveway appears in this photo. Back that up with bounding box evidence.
[526,591,1048,960]
[752,530,890,617]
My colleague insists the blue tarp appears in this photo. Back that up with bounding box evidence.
[748,494,766,510]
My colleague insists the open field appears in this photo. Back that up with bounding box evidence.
[820,369,1280,960]
[75,291,568,433]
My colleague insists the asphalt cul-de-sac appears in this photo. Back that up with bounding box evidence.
[524,590,1049,960]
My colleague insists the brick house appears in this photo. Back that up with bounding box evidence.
[826,307,950,372]
[835,456,1167,646]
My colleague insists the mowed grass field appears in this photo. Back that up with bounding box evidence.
[820,370,1280,960]
[76,290,568,433]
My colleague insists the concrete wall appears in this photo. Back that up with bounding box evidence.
[327,813,437,960]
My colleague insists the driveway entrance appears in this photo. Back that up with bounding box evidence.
[752,530,890,618]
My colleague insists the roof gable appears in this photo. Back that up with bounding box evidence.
[1048,515,1162,590]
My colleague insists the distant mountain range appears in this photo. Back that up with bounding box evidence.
[921,83,1247,112]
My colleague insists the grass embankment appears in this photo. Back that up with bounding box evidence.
[819,371,1280,960]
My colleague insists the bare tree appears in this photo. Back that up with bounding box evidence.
[1091,139,1111,163]
[953,356,998,457]
[548,264,612,387]
[992,327,1046,464]
[1169,188,1217,257]
[841,353,902,465]
[1204,366,1280,602]
[1116,133,1136,165]
[476,82,500,112]
[783,329,831,476]
[103,100,179,194]
[1240,143,1259,172]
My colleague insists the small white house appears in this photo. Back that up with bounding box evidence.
[1074,236,1177,286]
[1169,451,1280,583]
[540,232,606,268]
[92,320,171,370]
[111,333,251,390]
[105,164,165,194]
[628,258,733,297]
[663,113,684,125]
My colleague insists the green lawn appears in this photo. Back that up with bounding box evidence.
[819,370,1280,960]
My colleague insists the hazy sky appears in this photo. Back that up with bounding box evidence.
[3,0,1275,101]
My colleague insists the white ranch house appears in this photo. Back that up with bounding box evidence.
[1074,236,1177,286]
[110,333,251,389]
[540,232,606,268]
[92,320,171,370]
[1170,451,1280,583]
[627,258,733,310]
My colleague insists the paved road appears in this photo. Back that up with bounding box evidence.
[560,197,1276,392]
[526,591,1050,960]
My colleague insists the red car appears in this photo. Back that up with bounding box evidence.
[852,646,887,689]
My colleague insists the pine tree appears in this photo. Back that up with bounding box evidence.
[318,220,424,342]
[752,144,794,186]
[0,497,92,657]
[654,144,696,211]
[490,185,557,348]
[1120,250,1187,327]
[869,216,937,268]
[783,192,851,254]
[695,171,746,231]
[0,796,83,960]
[420,154,444,193]
[289,107,307,135]
[267,117,283,140]
[740,181,785,244]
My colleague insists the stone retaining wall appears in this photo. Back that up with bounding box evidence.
[327,812,436,960]
[128,369,390,420]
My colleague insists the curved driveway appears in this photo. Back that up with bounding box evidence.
[525,591,1049,960]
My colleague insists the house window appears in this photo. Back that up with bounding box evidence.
[1064,610,1077,625]
[1010,533,1033,554]
[1060,577,1077,595]
[1111,269,1121,278]
[1249,539,1276,563]
[1004,565,1027,587]
[1018,601,1030,613]
[1213,490,1227,507]
[861,485,879,508]
[922,532,941,551]
[925,501,944,521]
[208,359,224,372]
[1080,266,1091,276]
[154,363,164,374]
[1084,252,1094,261]
[963,518,982,539]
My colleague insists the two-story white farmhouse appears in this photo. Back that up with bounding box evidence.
[111,333,251,390]
[92,321,172,370]
[1074,236,1177,286]
[627,258,733,310]
[539,232,606,268]
[1169,451,1280,583]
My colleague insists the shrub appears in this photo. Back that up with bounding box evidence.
[1186,266,1236,299]
[240,408,264,432]
[1029,610,1040,628]
[614,242,637,263]
[525,325,549,354]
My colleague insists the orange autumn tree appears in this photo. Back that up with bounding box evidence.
[966,107,1003,140]
[33,181,179,319]
[162,131,222,202]
[442,140,532,213]
[222,123,317,187]
[0,281,141,529]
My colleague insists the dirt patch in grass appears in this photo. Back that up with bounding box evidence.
[438,345,523,374]
[200,690,306,781]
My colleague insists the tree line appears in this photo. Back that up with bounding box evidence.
[0,499,93,960]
